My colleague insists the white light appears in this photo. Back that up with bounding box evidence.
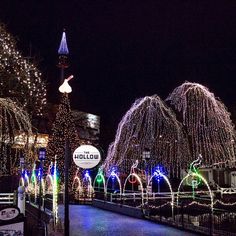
[59,75,74,93]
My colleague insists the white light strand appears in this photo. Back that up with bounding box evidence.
[166,82,236,166]
[104,95,188,176]
[0,23,47,116]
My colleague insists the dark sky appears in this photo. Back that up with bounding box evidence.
[1,1,236,150]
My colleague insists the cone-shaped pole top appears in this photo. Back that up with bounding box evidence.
[58,30,69,55]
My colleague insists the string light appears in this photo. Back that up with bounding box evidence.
[177,172,214,213]
[104,95,188,177]
[0,98,32,175]
[147,166,174,217]
[166,82,236,166]
[104,82,236,176]
[83,170,94,199]
[0,23,47,117]
[123,162,144,206]
[47,94,79,186]
[45,163,53,194]
[106,167,122,197]
[53,158,59,225]
[93,167,106,194]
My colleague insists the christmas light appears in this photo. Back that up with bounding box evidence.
[177,172,214,213]
[0,23,47,116]
[30,163,38,201]
[104,82,236,176]
[106,167,122,196]
[93,167,106,194]
[72,169,82,191]
[45,163,53,193]
[53,158,59,225]
[147,165,174,216]
[82,170,94,199]
[0,98,32,175]
[47,94,79,186]
[166,82,236,166]
[104,95,187,177]
[123,161,144,206]
[123,172,144,205]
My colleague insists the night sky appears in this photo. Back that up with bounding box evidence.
[1,1,236,150]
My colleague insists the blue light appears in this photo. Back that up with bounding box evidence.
[110,166,118,181]
[84,170,90,179]
[58,31,69,55]
[24,170,28,178]
[153,165,166,183]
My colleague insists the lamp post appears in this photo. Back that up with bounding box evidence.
[142,148,151,186]
[59,75,73,236]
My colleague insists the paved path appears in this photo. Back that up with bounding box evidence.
[59,205,198,236]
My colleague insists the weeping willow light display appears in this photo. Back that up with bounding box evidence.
[0,23,46,116]
[104,95,188,177]
[0,98,32,175]
[166,82,236,166]
[0,23,47,176]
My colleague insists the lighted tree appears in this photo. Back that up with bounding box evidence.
[166,82,236,166]
[104,95,189,177]
[0,98,32,175]
[0,23,47,116]
[104,82,236,177]
[47,94,79,184]
[0,23,47,175]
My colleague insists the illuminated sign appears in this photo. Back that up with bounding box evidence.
[73,145,101,169]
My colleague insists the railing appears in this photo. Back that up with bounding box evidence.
[105,192,174,204]
[220,187,236,196]
[0,193,15,205]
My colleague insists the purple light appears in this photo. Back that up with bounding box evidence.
[58,31,69,55]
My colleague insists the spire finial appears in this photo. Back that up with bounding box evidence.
[58,30,69,55]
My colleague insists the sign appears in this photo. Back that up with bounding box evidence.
[38,147,46,161]
[0,207,20,221]
[73,145,101,169]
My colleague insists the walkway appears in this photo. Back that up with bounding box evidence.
[59,205,198,236]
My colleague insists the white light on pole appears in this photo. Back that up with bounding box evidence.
[59,75,73,94]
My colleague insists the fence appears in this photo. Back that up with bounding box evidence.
[0,193,15,205]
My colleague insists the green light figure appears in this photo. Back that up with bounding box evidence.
[96,167,104,184]
[187,154,202,199]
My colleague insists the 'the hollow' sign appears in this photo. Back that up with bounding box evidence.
[73,145,101,169]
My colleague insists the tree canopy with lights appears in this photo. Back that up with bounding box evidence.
[166,82,236,166]
[0,23,47,175]
[104,95,188,177]
[105,82,236,176]
[0,23,46,117]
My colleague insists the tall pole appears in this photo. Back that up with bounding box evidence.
[64,139,70,236]
[58,29,70,236]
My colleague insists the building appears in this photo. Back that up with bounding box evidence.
[72,110,100,145]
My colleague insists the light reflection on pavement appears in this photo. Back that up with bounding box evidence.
[59,205,198,236]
